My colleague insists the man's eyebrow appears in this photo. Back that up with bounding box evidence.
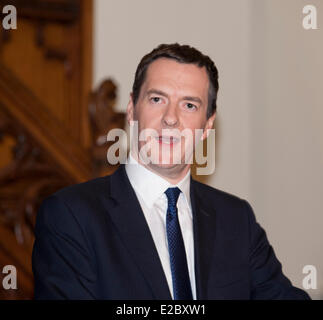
[146,89,169,98]
[146,89,203,104]
[182,96,203,104]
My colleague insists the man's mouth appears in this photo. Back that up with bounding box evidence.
[157,136,180,145]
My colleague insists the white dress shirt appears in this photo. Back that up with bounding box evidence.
[125,153,196,299]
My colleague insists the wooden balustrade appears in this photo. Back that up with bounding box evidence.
[0,0,125,299]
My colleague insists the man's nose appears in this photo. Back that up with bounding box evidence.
[162,104,179,127]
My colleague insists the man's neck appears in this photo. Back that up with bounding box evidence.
[130,150,191,185]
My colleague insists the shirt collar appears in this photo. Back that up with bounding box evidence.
[125,152,191,210]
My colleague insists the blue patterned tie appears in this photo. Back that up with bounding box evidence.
[165,187,193,300]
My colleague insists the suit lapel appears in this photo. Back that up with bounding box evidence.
[103,165,172,299]
[190,178,217,299]
[103,165,218,300]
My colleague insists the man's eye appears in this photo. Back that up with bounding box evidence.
[150,97,161,103]
[186,103,197,110]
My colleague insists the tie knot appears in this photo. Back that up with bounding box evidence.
[165,187,181,207]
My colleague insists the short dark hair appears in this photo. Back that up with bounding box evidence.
[132,43,219,118]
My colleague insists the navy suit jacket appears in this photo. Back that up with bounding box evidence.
[32,164,310,299]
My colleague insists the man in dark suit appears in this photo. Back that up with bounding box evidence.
[32,43,310,300]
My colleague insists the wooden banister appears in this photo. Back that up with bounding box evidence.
[0,0,126,299]
[0,64,92,182]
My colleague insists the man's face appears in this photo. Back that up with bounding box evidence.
[127,58,215,180]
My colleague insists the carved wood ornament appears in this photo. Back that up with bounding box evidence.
[0,0,125,299]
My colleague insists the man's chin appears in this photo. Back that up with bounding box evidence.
[152,162,179,169]
[148,161,188,172]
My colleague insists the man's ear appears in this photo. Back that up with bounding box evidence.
[126,93,135,124]
[201,112,216,140]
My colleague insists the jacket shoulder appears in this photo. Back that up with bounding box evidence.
[37,174,113,229]
[191,178,255,225]
[53,175,111,204]
[192,179,247,207]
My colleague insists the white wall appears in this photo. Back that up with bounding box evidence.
[94,0,323,299]
[250,0,323,299]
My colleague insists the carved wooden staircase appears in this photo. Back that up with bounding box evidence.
[0,0,125,299]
